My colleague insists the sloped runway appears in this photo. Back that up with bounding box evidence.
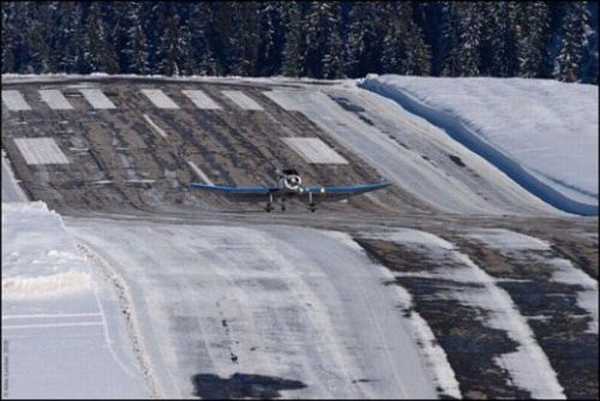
[69,221,438,398]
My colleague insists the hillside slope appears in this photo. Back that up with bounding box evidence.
[360,75,599,216]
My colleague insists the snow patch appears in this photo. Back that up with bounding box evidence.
[464,228,551,251]
[365,228,455,250]
[368,228,566,399]
[393,284,462,399]
[2,271,92,299]
[360,75,598,216]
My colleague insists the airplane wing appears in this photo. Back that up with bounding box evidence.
[190,183,279,202]
[303,182,391,202]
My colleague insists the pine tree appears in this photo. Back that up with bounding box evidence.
[80,3,119,73]
[154,4,179,75]
[1,5,16,73]
[57,2,84,73]
[381,3,431,76]
[581,1,598,84]
[514,1,551,78]
[554,1,590,82]
[440,2,463,76]
[26,3,53,73]
[121,2,150,74]
[443,2,483,76]
[417,1,450,76]
[281,2,305,77]
[485,2,518,77]
[256,2,285,76]
[303,2,344,78]
[344,2,387,77]
[188,2,217,75]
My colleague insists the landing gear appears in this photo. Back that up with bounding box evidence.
[265,193,274,213]
[308,192,316,212]
[280,198,286,212]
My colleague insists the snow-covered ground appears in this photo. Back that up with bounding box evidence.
[266,86,559,216]
[361,228,567,399]
[360,75,599,216]
[1,201,151,398]
[67,220,440,399]
[466,228,599,335]
[1,150,27,202]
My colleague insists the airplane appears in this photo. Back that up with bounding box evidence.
[190,168,391,212]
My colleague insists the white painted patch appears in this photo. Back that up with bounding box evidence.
[39,89,74,110]
[181,89,221,110]
[126,179,156,184]
[2,90,32,111]
[141,89,180,109]
[186,160,214,185]
[79,89,116,109]
[143,114,168,139]
[263,89,304,111]
[221,90,264,110]
[282,137,348,164]
[14,138,69,165]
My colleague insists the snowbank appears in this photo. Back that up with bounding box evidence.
[359,75,598,216]
[2,201,91,298]
[1,150,27,202]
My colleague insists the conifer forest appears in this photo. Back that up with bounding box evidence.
[2,1,598,84]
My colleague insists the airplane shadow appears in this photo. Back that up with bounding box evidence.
[191,372,307,399]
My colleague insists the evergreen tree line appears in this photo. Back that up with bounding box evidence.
[2,1,598,84]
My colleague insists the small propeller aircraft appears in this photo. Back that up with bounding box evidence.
[191,168,391,212]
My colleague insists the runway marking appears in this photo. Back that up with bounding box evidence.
[282,137,348,164]
[263,89,304,111]
[221,90,264,110]
[79,89,116,109]
[187,160,214,185]
[39,89,74,110]
[2,90,32,111]
[14,137,70,165]
[3,321,103,330]
[143,114,168,139]
[141,89,180,109]
[2,312,102,320]
[182,89,222,110]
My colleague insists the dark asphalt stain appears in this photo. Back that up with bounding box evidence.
[448,154,466,168]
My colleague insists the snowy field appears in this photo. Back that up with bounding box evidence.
[1,202,150,398]
[360,75,599,216]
